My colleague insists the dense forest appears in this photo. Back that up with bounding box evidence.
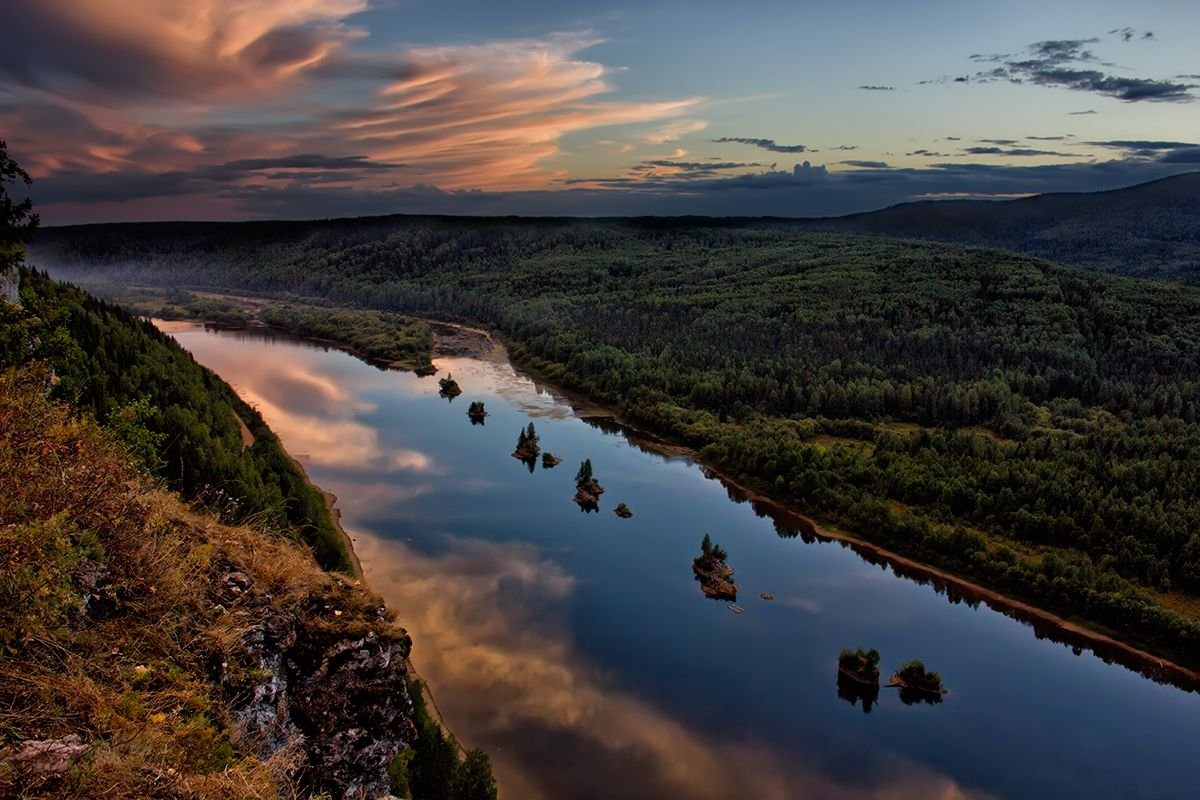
[31,213,1200,665]
[1,268,353,573]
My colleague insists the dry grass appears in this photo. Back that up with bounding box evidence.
[0,366,392,798]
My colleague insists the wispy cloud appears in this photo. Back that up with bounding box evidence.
[858,85,894,91]
[964,37,1196,102]
[1,3,703,210]
[711,137,809,153]
[962,146,1081,157]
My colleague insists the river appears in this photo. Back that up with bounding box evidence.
[161,320,1200,800]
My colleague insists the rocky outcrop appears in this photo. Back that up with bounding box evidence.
[692,554,738,600]
[212,568,416,799]
[613,503,633,518]
[573,479,605,511]
[541,452,562,468]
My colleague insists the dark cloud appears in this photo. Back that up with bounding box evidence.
[711,137,808,153]
[830,145,858,151]
[907,150,951,157]
[963,38,1196,102]
[858,85,894,91]
[963,147,1080,157]
[1068,110,1098,115]
[202,154,405,180]
[979,139,1019,145]
[1160,148,1200,163]
[1086,140,1200,165]
[839,160,889,168]
[31,157,1198,223]
[634,160,760,173]
[1026,135,1070,141]
[1108,27,1154,42]
[1087,140,1200,151]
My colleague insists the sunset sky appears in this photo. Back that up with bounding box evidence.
[5,0,1199,224]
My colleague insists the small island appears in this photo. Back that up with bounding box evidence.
[887,659,946,704]
[837,647,881,688]
[573,459,605,511]
[541,452,562,468]
[613,502,633,518]
[438,373,462,398]
[692,534,738,600]
[467,400,488,424]
[512,422,541,467]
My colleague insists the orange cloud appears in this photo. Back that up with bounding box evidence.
[4,5,704,210]
[342,34,702,189]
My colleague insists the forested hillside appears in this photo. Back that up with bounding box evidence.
[792,172,1200,284]
[2,268,353,572]
[30,216,1200,665]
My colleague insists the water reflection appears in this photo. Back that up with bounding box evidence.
[357,530,988,800]
[161,320,1200,800]
[168,329,438,475]
[836,678,880,715]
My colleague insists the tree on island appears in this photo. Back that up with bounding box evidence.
[693,533,737,599]
[468,401,487,423]
[889,659,946,704]
[512,422,541,466]
[700,533,727,563]
[438,373,462,398]
[838,647,881,683]
[836,648,882,714]
[572,457,605,511]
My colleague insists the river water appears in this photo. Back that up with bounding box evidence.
[161,321,1200,800]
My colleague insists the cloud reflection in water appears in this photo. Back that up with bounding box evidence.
[356,531,992,800]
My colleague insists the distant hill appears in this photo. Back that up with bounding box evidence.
[788,172,1200,284]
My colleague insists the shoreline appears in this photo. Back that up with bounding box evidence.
[488,334,1200,692]
[708,472,1200,692]
[164,306,1200,692]
[285,447,364,580]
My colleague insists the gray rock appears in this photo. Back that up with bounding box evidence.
[2,734,87,776]
[214,583,415,799]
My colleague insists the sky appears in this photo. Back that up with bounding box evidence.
[3,0,1199,224]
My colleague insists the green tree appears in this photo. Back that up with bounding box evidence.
[575,458,593,485]
[1,139,38,264]
[452,749,498,800]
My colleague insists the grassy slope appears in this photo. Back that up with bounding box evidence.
[0,367,394,797]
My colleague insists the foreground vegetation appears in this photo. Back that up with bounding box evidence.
[0,365,496,798]
[1,143,495,797]
[0,367,368,795]
[2,270,353,572]
[32,214,1200,666]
